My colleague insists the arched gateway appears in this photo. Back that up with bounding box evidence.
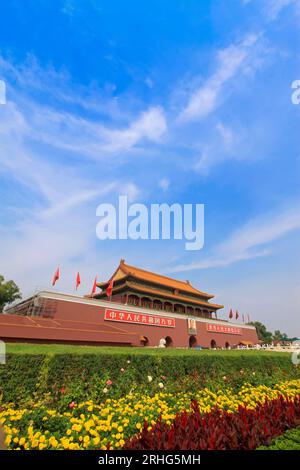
[189,335,197,348]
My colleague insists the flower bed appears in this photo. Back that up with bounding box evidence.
[1,380,300,450]
[124,396,300,450]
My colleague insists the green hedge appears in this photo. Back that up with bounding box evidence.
[0,348,299,406]
[258,426,300,450]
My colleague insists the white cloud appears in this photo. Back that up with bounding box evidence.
[122,183,141,202]
[101,106,167,153]
[179,34,261,122]
[0,55,122,117]
[3,100,167,160]
[145,77,154,89]
[0,56,167,161]
[194,150,213,175]
[216,123,234,149]
[266,0,297,20]
[242,0,297,20]
[40,184,117,219]
[159,178,170,191]
[0,55,149,296]
[193,123,237,175]
[167,203,300,272]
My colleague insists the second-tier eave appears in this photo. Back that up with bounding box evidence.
[92,280,223,310]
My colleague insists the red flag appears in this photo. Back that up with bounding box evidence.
[76,272,81,290]
[229,308,233,319]
[106,279,114,298]
[235,310,239,320]
[91,276,97,295]
[52,267,60,286]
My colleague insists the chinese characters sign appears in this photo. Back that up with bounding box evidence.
[104,309,175,328]
[206,323,241,335]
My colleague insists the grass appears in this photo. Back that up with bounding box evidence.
[5,342,290,357]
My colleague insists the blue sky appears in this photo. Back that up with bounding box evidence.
[0,0,299,335]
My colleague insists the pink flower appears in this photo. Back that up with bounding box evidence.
[161,375,166,380]
[120,368,125,372]
[69,401,76,409]
[106,379,113,386]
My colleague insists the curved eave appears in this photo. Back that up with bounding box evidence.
[93,281,223,310]
[96,275,214,301]
[95,260,215,299]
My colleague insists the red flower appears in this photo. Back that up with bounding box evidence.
[123,396,300,450]
[106,379,113,386]
[69,401,76,409]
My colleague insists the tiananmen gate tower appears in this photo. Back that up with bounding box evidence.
[0,260,258,348]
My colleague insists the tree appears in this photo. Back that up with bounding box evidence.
[0,275,21,311]
[247,321,273,343]
[273,330,288,341]
[247,321,289,343]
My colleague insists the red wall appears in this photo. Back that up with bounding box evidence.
[0,296,258,348]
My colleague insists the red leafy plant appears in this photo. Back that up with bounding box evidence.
[123,396,300,450]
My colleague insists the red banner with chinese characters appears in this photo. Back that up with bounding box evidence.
[104,308,175,328]
[206,323,242,335]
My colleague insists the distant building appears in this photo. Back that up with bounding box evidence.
[0,260,258,348]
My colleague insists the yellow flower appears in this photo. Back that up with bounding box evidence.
[72,423,82,432]
[49,437,58,448]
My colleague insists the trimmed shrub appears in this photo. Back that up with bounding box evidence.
[0,349,299,405]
